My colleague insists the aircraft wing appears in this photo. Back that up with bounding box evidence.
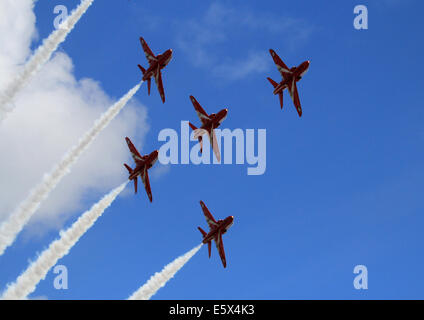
[140,37,157,64]
[190,96,210,125]
[200,201,218,229]
[288,78,302,117]
[141,166,153,202]
[215,231,227,268]
[147,150,159,167]
[269,49,292,79]
[154,68,166,103]
[125,137,144,163]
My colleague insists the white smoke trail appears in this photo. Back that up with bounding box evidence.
[0,82,142,256]
[0,0,95,123]
[128,244,203,300]
[0,181,128,300]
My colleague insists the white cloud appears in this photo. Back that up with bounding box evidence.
[0,0,36,80]
[175,2,313,80]
[0,0,149,236]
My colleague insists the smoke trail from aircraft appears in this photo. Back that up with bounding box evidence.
[0,182,128,300]
[0,0,94,123]
[128,244,203,300]
[0,82,142,256]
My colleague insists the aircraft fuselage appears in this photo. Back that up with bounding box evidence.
[128,150,158,180]
[201,108,228,131]
[273,60,310,95]
[202,216,234,243]
[142,49,173,81]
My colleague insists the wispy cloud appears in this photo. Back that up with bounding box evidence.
[175,2,313,81]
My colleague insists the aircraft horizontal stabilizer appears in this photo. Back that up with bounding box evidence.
[124,163,133,174]
[198,227,212,258]
[267,77,279,88]
[138,64,146,75]
[198,226,207,237]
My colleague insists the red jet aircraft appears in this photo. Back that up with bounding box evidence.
[137,37,173,103]
[188,95,228,162]
[267,49,310,117]
[124,137,158,202]
[197,201,234,268]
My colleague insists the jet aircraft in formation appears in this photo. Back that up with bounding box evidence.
[127,37,311,269]
[197,201,234,268]
[124,137,158,202]
[188,95,228,162]
[267,49,310,117]
[138,37,173,103]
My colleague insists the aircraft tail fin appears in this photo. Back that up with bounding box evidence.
[207,241,211,258]
[133,178,138,194]
[189,122,203,153]
[198,227,211,258]
[267,77,279,88]
[147,78,151,95]
[267,78,284,109]
[124,164,137,193]
[138,65,151,95]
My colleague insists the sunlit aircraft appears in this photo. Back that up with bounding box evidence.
[197,200,234,268]
[267,49,310,117]
[124,137,158,202]
[137,36,173,103]
[188,95,228,162]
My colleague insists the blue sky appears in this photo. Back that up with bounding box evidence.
[1,0,424,299]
